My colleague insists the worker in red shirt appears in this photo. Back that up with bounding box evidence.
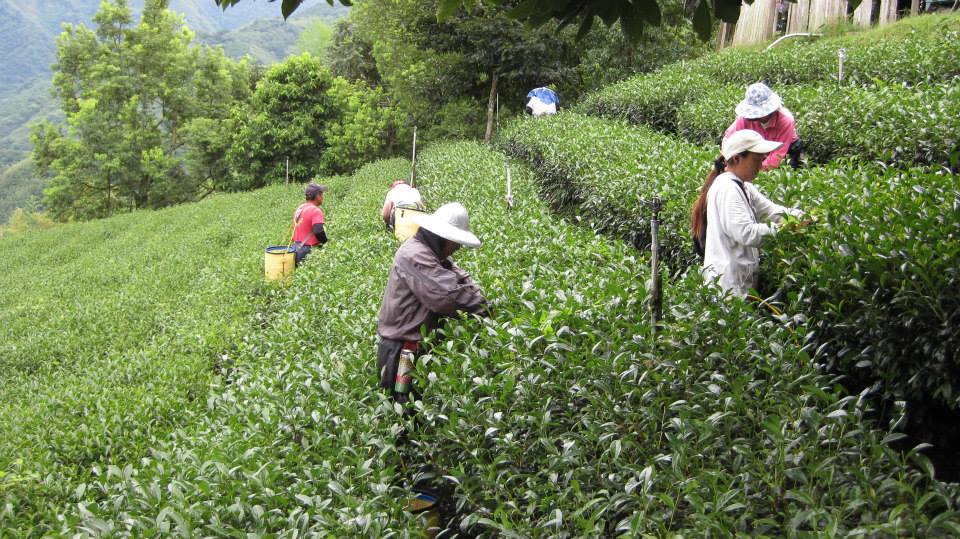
[291,182,329,265]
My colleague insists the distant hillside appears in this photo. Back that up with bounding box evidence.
[0,0,343,95]
[0,0,348,221]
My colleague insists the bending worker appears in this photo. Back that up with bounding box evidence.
[376,202,486,403]
[724,82,801,170]
[691,129,808,298]
[381,179,424,230]
[291,182,329,265]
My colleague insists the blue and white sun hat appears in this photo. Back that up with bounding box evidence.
[735,82,782,119]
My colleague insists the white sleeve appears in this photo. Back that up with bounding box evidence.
[747,183,803,223]
[717,182,775,248]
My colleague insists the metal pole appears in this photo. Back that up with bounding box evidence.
[838,48,847,83]
[649,197,663,335]
[496,92,500,134]
[410,127,418,187]
[505,157,514,209]
[285,157,289,184]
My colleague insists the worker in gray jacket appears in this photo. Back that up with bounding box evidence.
[376,202,486,403]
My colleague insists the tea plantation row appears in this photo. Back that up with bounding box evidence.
[577,15,960,169]
[499,112,960,443]
[0,175,360,533]
[4,143,958,535]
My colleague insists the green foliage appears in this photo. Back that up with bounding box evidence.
[0,158,48,224]
[0,178,329,532]
[674,82,960,169]
[579,14,960,131]
[225,53,404,187]
[501,109,960,450]
[321,78,407,174]
[762,166,960,412]
[294,19,334,59]
[31,0,254,221]
[227,53,336,189]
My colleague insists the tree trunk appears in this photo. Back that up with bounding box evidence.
[910,0,920,15]
[484,72,499,144]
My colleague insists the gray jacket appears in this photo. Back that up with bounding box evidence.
[377,235,486,342]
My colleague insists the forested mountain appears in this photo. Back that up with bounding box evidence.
[0,0,347,221]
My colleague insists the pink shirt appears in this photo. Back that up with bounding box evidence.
[724,107,798,170]
[293,202,325,246]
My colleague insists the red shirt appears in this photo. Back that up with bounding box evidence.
[293,202,325,246]
[724,107,799,170]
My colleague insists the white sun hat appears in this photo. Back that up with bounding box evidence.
[413,202,481,248]
[735,82,783,119]
[721,129,783,160]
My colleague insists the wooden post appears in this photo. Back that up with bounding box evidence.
[787,0,812,33]
[504,158,514,209]
[807,0,847,30]
[879,0,898,24]
[732,0,779,46]
[649,197,663,335]
[852,0,875,26]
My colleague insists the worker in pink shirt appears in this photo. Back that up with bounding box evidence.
[724,83,802,170]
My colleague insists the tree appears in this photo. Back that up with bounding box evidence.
[226,54,338,188]
[321,78,406,174]
[33,0,252,221]
[212,0,759,41]
[349,0,577,142]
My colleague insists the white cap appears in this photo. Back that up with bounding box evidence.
[413,202,481,248]
[721,129,783,160]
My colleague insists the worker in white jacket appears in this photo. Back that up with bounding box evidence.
[690,129,808,297]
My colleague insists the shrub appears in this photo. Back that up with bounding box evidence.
[675,83,960,170]
[502,111,960,457]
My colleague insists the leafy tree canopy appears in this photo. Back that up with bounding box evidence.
[212,0,768,40]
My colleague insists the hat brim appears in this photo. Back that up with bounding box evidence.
[748,139,784,155]
[413,214,481,248]
[735,93,782,119]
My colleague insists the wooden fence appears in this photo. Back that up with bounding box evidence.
[721,0,903,48]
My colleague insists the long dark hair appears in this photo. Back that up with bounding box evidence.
[690,155,727,242]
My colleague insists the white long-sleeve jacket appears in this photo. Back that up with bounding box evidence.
[702,172,803,297]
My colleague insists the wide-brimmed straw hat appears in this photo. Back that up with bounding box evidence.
[413,202,481,248]
[721,129,783,160]
[735,82,782,119]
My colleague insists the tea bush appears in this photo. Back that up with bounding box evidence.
[407,142,960,536]
[499,111,715,268]
[579,14,960,127]
[0,182,328,531]
[9,143,957,535]
[762,165,960,415]
[501,111,960,452]
[675,82,960,170]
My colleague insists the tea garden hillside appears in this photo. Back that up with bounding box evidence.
[0,2,958,536]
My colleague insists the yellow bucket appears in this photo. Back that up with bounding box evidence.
[394,206,425,242]
[264,245,296,282]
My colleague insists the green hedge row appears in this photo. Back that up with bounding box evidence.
[410,142,960,536]
[579,15,960,122]
[500,111,960,421]
[499,112,712,267]
[676,82,960,169]
[582,77,960,170]
[15,144,958,535]
[763,166,960,413]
